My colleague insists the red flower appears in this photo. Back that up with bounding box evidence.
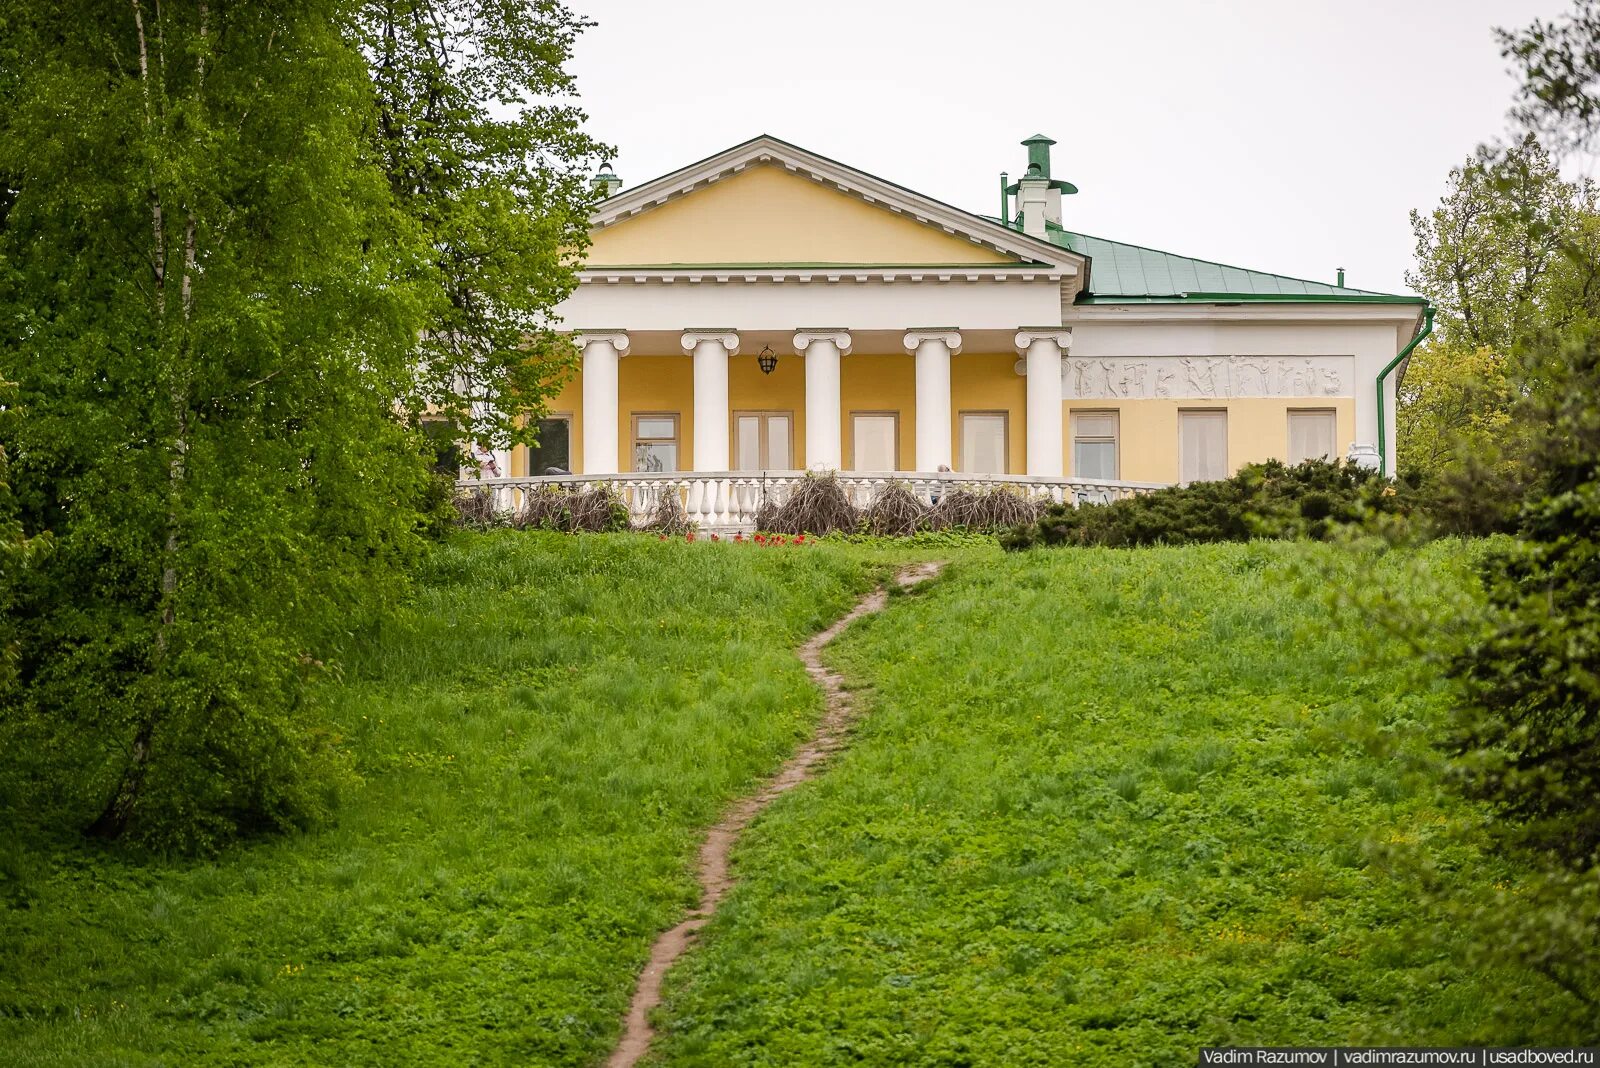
[754,534,765,544]
[685,533,695,542]
[795,535,806,544]
[710,533,720,542]
[733,533,744,543]
[658,534,667,541]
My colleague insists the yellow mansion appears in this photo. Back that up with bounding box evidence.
[470,134,1430,523]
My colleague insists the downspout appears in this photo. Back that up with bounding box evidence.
[1375,304,1434,476]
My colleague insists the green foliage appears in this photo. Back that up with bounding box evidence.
[1002,459,1410,550]
[1499,0,1600,154]
[652,543,1585,1063]
[1399,138,1600,482]
[0,533,872,1064]
[0,1,598,849]
[1437,325,1600,1004]
[0,2,432,850]
[359,0,605,450]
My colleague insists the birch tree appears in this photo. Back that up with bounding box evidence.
[1,2,431,847]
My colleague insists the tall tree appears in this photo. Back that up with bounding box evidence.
[1398,139,1600,477]
[359,0,604,456]
[1500,0,1600,155]
[0,2,428,848]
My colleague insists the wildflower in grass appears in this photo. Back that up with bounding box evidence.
[754,533,765,544]
[733,533,744,543]
[658,534,667,541]
[795,534,806,544]
[711,533,720,542]
[685,532,695,542]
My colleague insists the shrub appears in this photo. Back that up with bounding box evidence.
[1001,459,1413,550]
[512,484,629,534]
[638,486,694,536]
[925,486,1042,531]
[452,487,500,529]
[757,471,859,536]
[860,481,926,537]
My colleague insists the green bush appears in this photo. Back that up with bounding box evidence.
[1001,459,1415,550]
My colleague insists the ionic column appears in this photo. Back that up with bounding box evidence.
[795,329,851,470]
[576,331,628,475]
[904,329,960,472]
[1015,328,1071,477]
[682,330,739,472]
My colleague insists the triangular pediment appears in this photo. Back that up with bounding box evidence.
[584,136,1083,275]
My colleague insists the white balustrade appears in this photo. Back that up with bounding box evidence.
[456,470,1166,532]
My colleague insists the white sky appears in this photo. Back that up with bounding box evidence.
[567,0,1581,296]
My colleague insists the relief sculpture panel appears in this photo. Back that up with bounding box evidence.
[1062,356,1354,400]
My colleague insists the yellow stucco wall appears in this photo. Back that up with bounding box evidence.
[1064,398,1357,483]
[587,165,1017,267]
[730,353,808,466]
[525,356,1354,481]
[841,355,917,469]
[952,353,1026,474]
[514,375,585,476]
[619,357,695,471]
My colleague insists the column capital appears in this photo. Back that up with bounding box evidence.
[573,330,630,356]
[902,329,962,356]
[1013,327,1072,352]
[572,327,627,356]
[793,329,852,356]
[680,329,739,356]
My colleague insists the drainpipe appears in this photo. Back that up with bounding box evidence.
[999,172,1009,227]
[1375,305,1434,476]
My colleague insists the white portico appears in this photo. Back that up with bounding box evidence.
[466,133,1431,525]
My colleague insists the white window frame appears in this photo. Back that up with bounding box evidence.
[731,409,795,471]
[957,410,1010,474]
[848,411,900,472]
[631,412,680,473]
[1178,408,1229,484]
[524,412,573,475]
[1287,408,1338,465]
[1070,409,1120,480]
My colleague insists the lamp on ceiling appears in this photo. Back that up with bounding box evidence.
[757,345,778,374]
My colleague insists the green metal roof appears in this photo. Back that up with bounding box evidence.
[984,217,1424,305]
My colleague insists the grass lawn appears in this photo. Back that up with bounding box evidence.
[1,535,1584,1066]
[0,532,886,1066]
[652,541,1587,1065]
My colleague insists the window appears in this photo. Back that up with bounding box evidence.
[1179,409,1228,483]
[526,414,572,475]
[1287,408,1337,465]
[632,413,679,472]
[958,412,1009,474]
[1071,410,1119,479]
[733,411,793,470]
[850,412,899,471]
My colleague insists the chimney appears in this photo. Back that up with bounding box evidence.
[591,161,623,199]
[1010,134,1077,235]
[1016,163,1050,238]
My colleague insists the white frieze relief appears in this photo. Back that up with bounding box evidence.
[1062,356,1354,400]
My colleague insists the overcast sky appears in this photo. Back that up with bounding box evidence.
[566,0,1584,296]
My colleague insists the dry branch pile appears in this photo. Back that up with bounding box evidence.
[861,481,927,536]
[513,484,630,533]
[757,472,860,535]
[925,486,1043,531]
[638,487,694,535]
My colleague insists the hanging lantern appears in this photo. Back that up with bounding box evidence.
[757,345,778,374]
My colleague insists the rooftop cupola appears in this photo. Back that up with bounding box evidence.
[591,161,623,199]
[1005,134,1077,238]
[1023,133,1056,178]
